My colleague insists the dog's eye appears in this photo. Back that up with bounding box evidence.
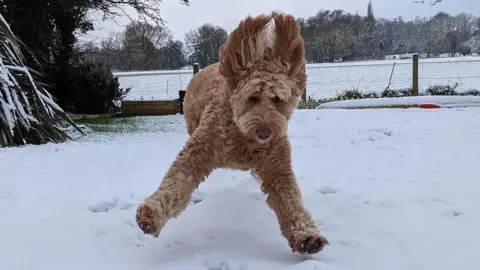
[271,96,280,103]
[249,96,260,104]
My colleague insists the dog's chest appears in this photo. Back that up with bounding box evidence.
[211,133,266,169]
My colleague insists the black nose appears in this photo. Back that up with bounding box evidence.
[256,125,271,141]
[258,133,270,140]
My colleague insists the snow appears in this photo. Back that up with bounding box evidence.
[2,108,480,269]
[115,56,480,101]
[318,95,480,109]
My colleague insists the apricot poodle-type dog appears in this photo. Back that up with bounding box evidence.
[136,11,329,254]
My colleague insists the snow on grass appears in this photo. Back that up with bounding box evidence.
[115,56,480,101]
[318,95,480,109]
[1,108,480,269]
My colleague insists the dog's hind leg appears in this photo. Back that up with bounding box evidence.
[255,138,329,254]
[136,126,215,237]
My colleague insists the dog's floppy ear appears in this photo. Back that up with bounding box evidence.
[218,13,274,87]
[219,12,306,94]
[272,12,306,94]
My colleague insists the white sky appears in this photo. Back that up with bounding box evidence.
[80,0,479,43]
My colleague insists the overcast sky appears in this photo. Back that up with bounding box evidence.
[80,0,478,43]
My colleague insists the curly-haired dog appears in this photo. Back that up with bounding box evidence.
[136,11,329,254]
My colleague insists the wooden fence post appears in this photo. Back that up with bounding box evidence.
[178,90,186,114]
[178,63,199,115]
[193,63,199,75]
[412,54,419,96]
[298,62,307,109]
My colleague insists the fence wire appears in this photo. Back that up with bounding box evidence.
[114,58,480,101]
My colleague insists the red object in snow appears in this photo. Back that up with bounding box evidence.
[418,103,441,109]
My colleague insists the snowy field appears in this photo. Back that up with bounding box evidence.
[2,108,480,270]
[318,95,480,109]
[115,56,480,101]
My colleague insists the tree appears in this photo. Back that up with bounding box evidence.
[160,39,187,70]
[464,36,480,54]
[0,13,84,147]
[417,18,440,57]
[99,31,124,68]
[0,0,191,113]
[121,20,172,70]
[80,23,188,71]
[185,23,228,68]
[297,8,478,62]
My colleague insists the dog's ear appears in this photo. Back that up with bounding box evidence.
[272,12,306,94]
[219,12,306,94]
[218,14,274,87]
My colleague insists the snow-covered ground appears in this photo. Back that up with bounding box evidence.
[2,108,480,270]
[115,56,480,101]
[318,95,480,109]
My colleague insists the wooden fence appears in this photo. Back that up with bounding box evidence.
[121,99,180,116]
[120,66,192,116]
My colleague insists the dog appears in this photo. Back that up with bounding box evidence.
[136,11,329,255]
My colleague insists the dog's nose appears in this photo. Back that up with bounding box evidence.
[256,124,272,141]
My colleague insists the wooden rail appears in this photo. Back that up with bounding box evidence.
[121,99,180,116]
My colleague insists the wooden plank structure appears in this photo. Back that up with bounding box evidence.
[120,63,199,117]
[121,99,180,116]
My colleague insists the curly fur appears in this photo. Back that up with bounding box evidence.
[136,11,328,255]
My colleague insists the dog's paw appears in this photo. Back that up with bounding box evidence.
[136,202,164,237]
[290,231,329,254]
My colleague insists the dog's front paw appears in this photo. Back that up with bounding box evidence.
[290,230,329,254]
[136,201,165,237]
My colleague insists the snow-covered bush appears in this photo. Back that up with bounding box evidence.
[424,82,459,95]
[0,14,84,147]
[381,88,415,97]
[461,89,480,96]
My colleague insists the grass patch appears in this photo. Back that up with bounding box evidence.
[73,115,140,133]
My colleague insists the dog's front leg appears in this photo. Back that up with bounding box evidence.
[136,129,215,237]
[256,139,329,254]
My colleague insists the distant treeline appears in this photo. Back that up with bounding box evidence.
[81,1,480,71]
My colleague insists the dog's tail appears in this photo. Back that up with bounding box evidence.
[218,11,305,86]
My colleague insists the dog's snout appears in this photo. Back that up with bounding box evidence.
[256,124,272,141]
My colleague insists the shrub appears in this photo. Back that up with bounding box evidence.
[65,61,130,114]
[381,88,414,97]
[301,98,325,109]
[460,89,480,96]
[424,82,459,96]
[362,92,380,98]
[340,89,363,99]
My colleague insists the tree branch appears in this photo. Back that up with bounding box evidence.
[412,0,442,5]
[88,0,190,25]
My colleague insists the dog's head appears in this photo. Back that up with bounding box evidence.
[218,12,306,144]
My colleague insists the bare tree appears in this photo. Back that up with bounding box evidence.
[413,0,442,5]
[91,0,190,25]
[122,20,172,70]
[160,39,187,69]
[185,23,227,68]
